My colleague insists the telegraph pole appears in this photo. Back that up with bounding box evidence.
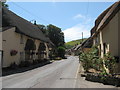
[82,32,83,42]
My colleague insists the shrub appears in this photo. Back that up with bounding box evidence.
[10,62,18,69]
[104,53,116,74]
[79,46,104,72]
[19,61,31,67]
[57,46,66,58]
[33,60,39,65]
[80,46,117,74]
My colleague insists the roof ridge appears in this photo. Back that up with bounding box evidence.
[96,1,120,31]
[2,7,51,43]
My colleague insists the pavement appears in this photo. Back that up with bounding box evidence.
[2,56,119,89]
[76,64,117,88]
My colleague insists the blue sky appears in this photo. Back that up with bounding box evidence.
[7,2,115,42]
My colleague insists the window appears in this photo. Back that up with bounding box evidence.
[103,43,107,54]
[20,34,24,44]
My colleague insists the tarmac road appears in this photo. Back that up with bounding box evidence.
[2,56,117,88]
[2,56,79,88]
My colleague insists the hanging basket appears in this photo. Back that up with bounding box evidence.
[10,50,18,56]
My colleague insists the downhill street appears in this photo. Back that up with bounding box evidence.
[2,56,116,88]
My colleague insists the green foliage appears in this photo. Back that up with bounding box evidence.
[80,53,91,72]
[99,69,108,76]
[47,24,65,47]
[65,38,87,49]
[36,24,65,58]
[0,2,9,8]
[57,46,66,58]
[37,24,65,48]
[80,46,104,72]
[46,24,65,58]
[104,53,116,74]
[80,46,117,74]
[37,24,47,35]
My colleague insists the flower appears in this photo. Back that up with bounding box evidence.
[10,50,18,56]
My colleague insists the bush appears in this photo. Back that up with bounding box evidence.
[33,60,39,65]
[10,62,18,69]
[104,53,116,74]
[57,46,66,58]
[79,46,104,72]
[19,61,31,67]
[80,46,117,74]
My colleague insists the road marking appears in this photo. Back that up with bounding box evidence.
[73,61,80,88]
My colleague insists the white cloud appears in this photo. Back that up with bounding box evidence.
[73,14,86,20]
[63,24,90,42]
[63,14,94,42]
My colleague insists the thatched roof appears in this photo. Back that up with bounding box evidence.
[91,1,120,37]
[74,44,81,51]
[74,37,93,51]
[2,7,51,43]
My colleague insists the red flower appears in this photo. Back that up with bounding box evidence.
[10,50,18,56]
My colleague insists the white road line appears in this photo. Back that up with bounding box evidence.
[73,62,80,88]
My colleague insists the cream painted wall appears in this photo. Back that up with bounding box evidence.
[2,27,50,68]
[45,43,49,59]
[94,11,119,59]
[117,10,120,73]
[34,39,41,60]
[101,12,118,57]
[96,10,120,73]
[2,27,26,67]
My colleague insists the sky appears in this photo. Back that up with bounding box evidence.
[7,2,115,42]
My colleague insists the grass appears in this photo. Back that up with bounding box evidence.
[65,38,87,49]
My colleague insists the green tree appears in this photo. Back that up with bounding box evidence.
[0,2,8,8]
[47,24,65,47]
[37,24,47,35]
[46,24,65,58]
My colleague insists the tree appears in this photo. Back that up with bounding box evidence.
[0,2,8,8]
[47,24,65,47]
[37,24,47,35]
[46,24,65,58]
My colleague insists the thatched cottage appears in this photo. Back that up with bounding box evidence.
[0,7,53,68]
[91,1,120,73]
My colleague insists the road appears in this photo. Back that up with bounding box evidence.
[2,56,117,88]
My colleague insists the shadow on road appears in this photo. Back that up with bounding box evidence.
[2,61,52,76]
